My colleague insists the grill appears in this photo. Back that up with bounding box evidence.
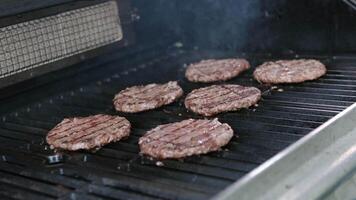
[1,0,356,199]
[0,42,356,199]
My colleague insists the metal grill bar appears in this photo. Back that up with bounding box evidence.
[0,0,122,78]
[0,49,356,199]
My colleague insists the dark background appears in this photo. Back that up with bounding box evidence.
[132,0,356,54]
[1,0,356,96]
[3,0,356,54]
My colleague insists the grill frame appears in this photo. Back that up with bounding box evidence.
[215,102,356,200]
[1,45,356,199]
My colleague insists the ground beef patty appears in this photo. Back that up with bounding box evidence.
[139,118,234,159]
[253,59,326,84]
[185,84,261,116]
[113,81,183,113]
[46,114,131,151]
[185,58,250,82]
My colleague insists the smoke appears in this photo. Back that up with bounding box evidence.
[133,0,356,54]
[174,0,263,51]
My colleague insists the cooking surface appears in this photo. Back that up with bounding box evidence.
[0,47,355,200]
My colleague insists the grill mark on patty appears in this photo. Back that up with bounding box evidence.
[47,117,95,137]
[60,118,126,144]
[204,87,258,109]
[116,84,158,98]
[67,122,128,144]
[185,86,230,102]
[143,119,206,143]
[52,115,113,137]
[185,86,222,98]
[189,86,257,108]
[139,119,234,159]
[167,121,222,147]
[146,87,180,102]
[51,117,115,141]
[204,94,254,109]
[186,84,246,102]
[114,84,163,102]
[201,85,245,103]
[185,84,261,116]
[185,58,250,82]
[157,119,196,133]
[194,67,212,78]
[137,86,172,99]
[120,87,174,106]
[178,124,228,149]
[186,91,233,105]
[147,120,214,146]
[149,120,222,152]
[254,59,326,84]
[113,81,183,113]
[46,114,131,151]
[47,115,111,139]
[113,84,167,102]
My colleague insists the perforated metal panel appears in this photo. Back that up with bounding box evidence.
[0,0,122,78]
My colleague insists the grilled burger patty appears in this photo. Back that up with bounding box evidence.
[185,84,261,116]
[113,81,183,113]
[46,114,131,151]
[253,59,326,84]
[139,118,234,159]
[185,58,250,83]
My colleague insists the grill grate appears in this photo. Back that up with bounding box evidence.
[0,0,122,78]
[0,49,356,199]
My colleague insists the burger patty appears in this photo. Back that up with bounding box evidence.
[185,84,261,116]
[113,81,183,113]
[253,59,326,84]
[185,58,250,83]
[139,118,234,159]
[46,114,131,151]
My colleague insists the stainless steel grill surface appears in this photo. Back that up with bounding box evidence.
[0,46,355,199]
